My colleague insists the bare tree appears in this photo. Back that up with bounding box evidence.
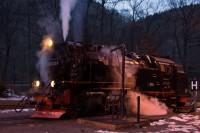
[0,1,21,81]
[100,0,107,44]
[127,0,145,51]
[135,0,165,54]
[84,0,94,43]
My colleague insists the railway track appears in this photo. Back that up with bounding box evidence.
[0,104,34,110]
[0,104,17,109]
[0,98,35,110]
[0,95,35,110]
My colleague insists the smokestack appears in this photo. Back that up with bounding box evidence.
[60,0,77,41]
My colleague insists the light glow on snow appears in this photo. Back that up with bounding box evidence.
[150,110,200,132]
[95,130,127,133]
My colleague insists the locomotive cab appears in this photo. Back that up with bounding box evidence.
[135,55,191,107]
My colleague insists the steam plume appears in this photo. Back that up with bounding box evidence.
[100,46,168,116]
[37,15,60,40]
[127,91,168,116]
[37,36,54,85]
[101,46,138,88]
[60,0,77,41]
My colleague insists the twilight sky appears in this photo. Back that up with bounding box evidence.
[115,0,169,15]
[96,0,200,16]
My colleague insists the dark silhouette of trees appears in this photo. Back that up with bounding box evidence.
[167,0,200,70]
[0,1,21,81]
[0,0,200,84]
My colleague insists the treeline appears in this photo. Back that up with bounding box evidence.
[0,0,200,84]
[0,0,128,83]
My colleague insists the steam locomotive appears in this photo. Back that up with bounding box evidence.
[31,41,192,118]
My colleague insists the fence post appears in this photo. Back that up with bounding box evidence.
[137,96,140,123]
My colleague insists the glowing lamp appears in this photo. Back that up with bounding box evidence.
[42,36,54,50]
[50,80,55,88]
[32,80,40,89]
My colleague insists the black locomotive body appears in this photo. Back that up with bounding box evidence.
[32,42,191,118]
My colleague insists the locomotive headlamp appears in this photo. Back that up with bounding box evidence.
[36,80,40,87]
[47,38,53,48]
[50,80,55,88]
[32,80,40,88]
[42,36,54,51]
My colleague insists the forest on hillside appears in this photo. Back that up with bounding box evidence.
[0,0,200,85]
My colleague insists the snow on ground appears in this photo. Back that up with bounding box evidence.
[169,116,188,122]
[196,108,200,112]
[150,110,200,132]
[95,130,128,133]
[0,108,35,113]
[0,96,25,101]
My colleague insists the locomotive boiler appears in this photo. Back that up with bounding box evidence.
[31,40,192,118]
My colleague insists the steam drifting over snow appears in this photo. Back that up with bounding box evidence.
[100,46,168,116]
[127,91,168,116]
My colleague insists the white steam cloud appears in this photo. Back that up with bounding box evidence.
[37,15,60,40]
[60,0,77,41]
[37,51,50,85]
[127,91,168,116]
[100,46,168,116]
[36,0,77,85]
[37,36,54,85]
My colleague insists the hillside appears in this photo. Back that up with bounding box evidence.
[125,4,200,78]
